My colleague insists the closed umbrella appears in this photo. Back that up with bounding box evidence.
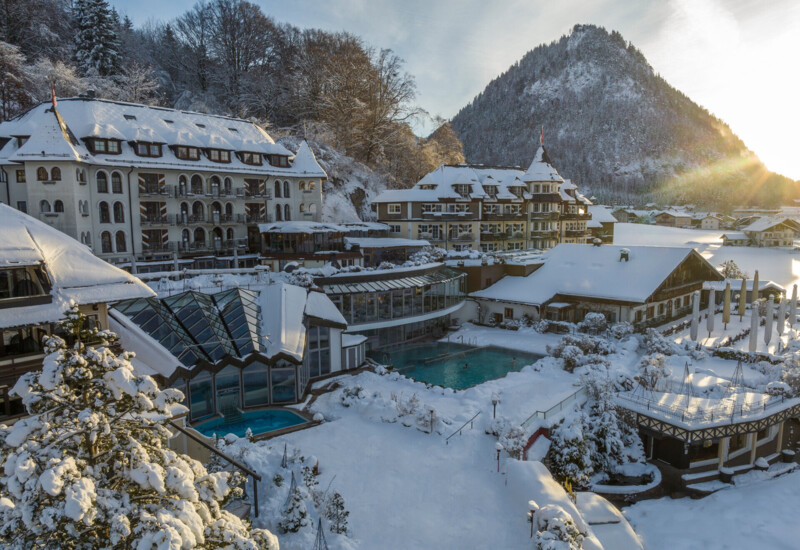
[690,290,700,341]
[778,297,787,337]
[707,288,715,339]
[790,285,798,331]
[723,282,731,330]
[749,299,759,353]
[738,278,747,321]
[752,270,759,303]
[764,298,773,347]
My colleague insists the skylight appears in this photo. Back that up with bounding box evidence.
[123,114,137,120]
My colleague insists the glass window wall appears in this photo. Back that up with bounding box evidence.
[271,368,296,403]
[189,371,213,420]
[242,362,270,407]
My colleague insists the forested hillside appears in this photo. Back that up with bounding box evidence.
[450,24,797,209]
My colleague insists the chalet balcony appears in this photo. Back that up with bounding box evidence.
[209,213,235,224]
[421,211,475,221]
[561,212,591,220]
[449,233,474,242]
[566,229,590,237]
[482,212,525,221]
[139,184,172,197]
[142,242,175,253]
[531,229,558,237]
[508,232,525,240]
[175,215,206,226]
[528,193,563,202]
[243,189,272,199]
[140,214,173,226]
[529,211,559,220]
[237,213,273,224]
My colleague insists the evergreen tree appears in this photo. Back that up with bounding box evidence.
[279,486,311,533]
[0,307,277,549]
[325,491,349,535]
[533,504,584,550]
[547,412,593,488]
[73,0,120,76]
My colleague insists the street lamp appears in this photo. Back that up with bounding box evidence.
[491,393,501,419]
[528,500,539,538]
[496,442,503,473]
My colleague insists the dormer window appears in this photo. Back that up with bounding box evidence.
[135,142,162,157]
[267,154,289,167]
[174,146,200,160]
[16,136,28,147]
[0,264,51,302]
[453,184,471,198]
[238,152,262,166]
[484,185,497,196]
[207,149,231,163]
[86,138,121,155]
[419,184,436,190]
[123,114,137,120]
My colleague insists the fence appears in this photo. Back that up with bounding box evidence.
[615,392,790,425]
[520,386,588,430]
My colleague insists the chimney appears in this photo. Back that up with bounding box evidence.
[619,248,630,262]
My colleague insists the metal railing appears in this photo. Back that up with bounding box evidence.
[520,387,588,429]
[445,411,481,444]
[615,392,791,424]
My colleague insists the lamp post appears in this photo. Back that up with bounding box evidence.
[491,393,501,419]
[496,442,503,473]
[528,500,539,538]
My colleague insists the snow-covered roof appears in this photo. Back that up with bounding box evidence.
[721,231,748,240]
[258,221,347,234]
[522,146,564,183]
[472,244,718,306]
[0,98,326,178]
[704,279,784,292]
[741,216,800,233]
[342,333,367,348]
[0,204,154,329]
[339,222,392,231]
[587,205,617,228]
[345,237,430,249]
[8,108,87,163]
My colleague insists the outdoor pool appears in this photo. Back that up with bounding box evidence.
[374,342,543,389]
[193,409,308,438]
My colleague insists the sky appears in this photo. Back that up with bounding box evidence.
[110,0,800,180]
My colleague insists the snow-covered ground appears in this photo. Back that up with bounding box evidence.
[625,469,800,549]
[614,223,800,289]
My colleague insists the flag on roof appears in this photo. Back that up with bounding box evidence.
[540,126,544,145]
[51,86,57,108]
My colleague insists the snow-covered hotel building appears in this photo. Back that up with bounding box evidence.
[0,205,154,419]
[0,97,326,269]
[373,146,592,252]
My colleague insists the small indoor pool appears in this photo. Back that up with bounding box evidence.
[373,342,543,390]
[193,409,308,438]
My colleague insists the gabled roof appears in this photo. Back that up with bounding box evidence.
[523,146,564,183]
[587,205,617,227]
[0,204,154,329]
[0,98,326,178]
[472,244,722,306]
[741,216,800,233]
[8,107,88,163]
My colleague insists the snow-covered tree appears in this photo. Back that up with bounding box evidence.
[325,491,349,535]
[533,504,584,550]
[0,40,32,120]
[577,312,607,334]
[73,0,120,76]
[279,486,311,533]
[637,353,671,390]
[0,307,278,549]
[547,412,593,488]
[718,260,748,280]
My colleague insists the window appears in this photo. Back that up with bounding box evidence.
[50,167,61,181]
[226,227,234,240]
[16,201,26,213]
[99,202,110,223]
[274,181,281,198]
[207,149,230,163]
[190,175,203,195]
[111,172,123,193]
[94,139,106,153]
[283,181,290,198]
[299,203,306,213]
[275,204,282,221]
[97,172,108,193]
[504,307,514,319]
[136,143,162,157]
[389,224,401,233]
[115,231,126,252]
[39,200,51,213]
[36,167,48,181]
[100,231,112,253]
[284,204,291,221]
[53,200,64,213]
[113,202,124,223]
[268,155,289,167]
[240,152,261,165]
[15,169,25,183]
[388,204,401,214]
[223,177,232,194]
[175,146,200,160]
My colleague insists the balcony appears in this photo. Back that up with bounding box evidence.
[176,215,206,226]
[528,193,562,202]
[237,213,273,224]
[449,233,474,242]
[141,214,173,226]
[142,242,175,253]
[530,229,558,236]
[242,189,272,199]
[529,211,559,220]
[421,211,474,221]
[179,239,247,253]
[561,212,591,220]
[566,229,590,237]
[480,232,507,242]
[482,212,524,221]
[139,184,172,197]
[209,213,235,224]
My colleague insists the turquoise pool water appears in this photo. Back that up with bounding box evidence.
[193,409,308,438]
[374,342,543,390]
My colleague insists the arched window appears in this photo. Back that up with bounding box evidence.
[274,181,281,198]
[192,201,204,220]
[54,200,64,213]
[178,175,187,196]
[308,181,315,191]
[113,202,125,223]
[284,204,291,221]
[309,203,317,214]
[210,175,220,195]
[99,201,110,223]
[101,231,112,253]
[225,203,233,217]
[50,167,61,181]
[299,181,306,191]
[283,180,290,198]
[115,231,126,252]
[223,177,232,194]
[180,202,189,222]
[111,171,123,193]
[299,203,306,213]
[181,229,190,244]
[190,174,203,195]
[39,199,51,213]
[97,172,108,193]
[226,227,234,240]
[193,227,205,244]
[36,167,48,181]
[275,204,282,221]
[212,227,223,243]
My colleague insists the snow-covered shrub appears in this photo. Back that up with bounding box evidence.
[718,260,748,279]
[279,485,311,533]
[577,312,607,334]
[407,246,446,265]
[499,424,527,459]
[340,384,368,407]
[637,354,671,390]
[533,504,585,550]
[302,464,322,506]
[547,412,593,488]
[608,322,634,339]
[325,491,350,535]
[644,328,679,355]
[0,306,278,550]
[273,473,284,487]
[767,381,792,397]
[560,345,584,373]
[781,360,800,397]
[392,392,421,417]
